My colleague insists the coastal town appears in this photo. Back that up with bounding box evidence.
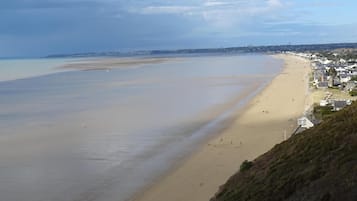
[288,50,357,131]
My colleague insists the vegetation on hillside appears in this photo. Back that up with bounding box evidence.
[350,89,357,97]
[313,105,335,121]
[316,49,357,61]
[211,102,357,201]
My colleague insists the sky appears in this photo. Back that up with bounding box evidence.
[1,0,357,57]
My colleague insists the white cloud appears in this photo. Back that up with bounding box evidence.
[203,1,231,7]
[129,0,287,28]
[134,6,196,15]
[200,0,286,27]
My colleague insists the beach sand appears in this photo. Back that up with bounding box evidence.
[132,54,312,201]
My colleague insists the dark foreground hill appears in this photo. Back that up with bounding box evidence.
[211,102,357,201]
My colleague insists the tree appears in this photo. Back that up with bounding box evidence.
[328,67,337,86]
[328,67,337,77]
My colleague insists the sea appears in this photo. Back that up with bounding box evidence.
[0,54,283,201]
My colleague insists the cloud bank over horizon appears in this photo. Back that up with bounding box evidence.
[1,0,357,57]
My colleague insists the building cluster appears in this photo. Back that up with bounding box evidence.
[287,51,357,91]
[286,51,357,132]
[311,57,357,90]
[310,53,356,110]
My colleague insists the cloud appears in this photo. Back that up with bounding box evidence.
[201,0,286,28]
[129,0,287,28]
[2,0,357,57]
[135,6,196,15]
[203,1,232,7]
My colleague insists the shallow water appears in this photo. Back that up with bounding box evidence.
[0,58,78,82]
[0,55,282,201]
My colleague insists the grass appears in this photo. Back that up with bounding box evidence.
[313,104,335,120]
[311,88,357,104]
[349,89,357,96]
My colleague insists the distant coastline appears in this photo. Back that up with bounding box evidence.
[45,42,357,59]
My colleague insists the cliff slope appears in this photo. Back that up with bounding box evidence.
[211,102,357,201]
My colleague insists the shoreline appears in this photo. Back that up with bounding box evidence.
[131,54,312,201]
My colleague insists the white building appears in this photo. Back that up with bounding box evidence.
[297,117,314,129]
[336,67,347,75]
[340,74,351,83]
[320,100,329,106]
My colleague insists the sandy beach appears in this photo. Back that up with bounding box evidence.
[132,54,312,201]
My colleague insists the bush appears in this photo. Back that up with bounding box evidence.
[350,76,357,82]
[349,89,357,96]
[240,160,253,172]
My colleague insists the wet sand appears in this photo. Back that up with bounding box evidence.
[58,57,174,71]
[132,54,312,201]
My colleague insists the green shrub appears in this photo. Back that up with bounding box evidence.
[349,89,357,96]
[240,160,253,172]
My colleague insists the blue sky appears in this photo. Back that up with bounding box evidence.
[1,0,357,57]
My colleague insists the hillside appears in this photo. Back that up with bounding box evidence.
[211,102,357,201]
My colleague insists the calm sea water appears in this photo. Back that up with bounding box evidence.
[0,55,282,201]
